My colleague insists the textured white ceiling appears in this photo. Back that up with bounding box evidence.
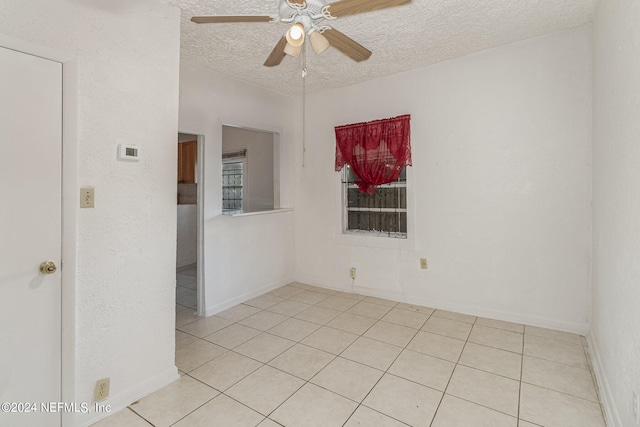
[170,0,595,95]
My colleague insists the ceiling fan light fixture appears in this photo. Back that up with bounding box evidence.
[192,0,410,68]
[309,30,330,54]
[285,23,306,47]
[283,42,302,57]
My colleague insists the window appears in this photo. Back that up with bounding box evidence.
[343,165,407,238]
[222,156,244,214]
[334,114,411,237]
[222,125,278,214]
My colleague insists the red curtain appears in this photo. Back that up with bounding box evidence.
[335,114,411,194]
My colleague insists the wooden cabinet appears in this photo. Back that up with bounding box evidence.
[178,140,197,184]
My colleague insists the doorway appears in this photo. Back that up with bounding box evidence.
[177,133,203,315]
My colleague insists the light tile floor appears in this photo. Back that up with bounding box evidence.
[175,265,197,311]
[93,273,606,427]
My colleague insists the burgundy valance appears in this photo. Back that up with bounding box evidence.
[335,114,411,194]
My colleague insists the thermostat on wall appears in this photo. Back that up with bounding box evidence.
[118,144,141,161]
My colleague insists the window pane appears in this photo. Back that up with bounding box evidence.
[347,188,359,208]
[347,186,403,209]
[344,166,359,183]
[343,166,407,238]
[399,167,407,181]
[222,161,243,213]
[347,211,407,235]
[399,186,407,209]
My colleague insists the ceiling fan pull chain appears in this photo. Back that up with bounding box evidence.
[302,39,308,78]
[302,41,307,168]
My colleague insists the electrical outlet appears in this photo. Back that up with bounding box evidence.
[633,389,639,424]
[94,378,110,402]
[349,267,356,279]
[420,258,428,269]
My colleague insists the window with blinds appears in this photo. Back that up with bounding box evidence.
[342,165,407,238]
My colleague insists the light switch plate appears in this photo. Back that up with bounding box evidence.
[80,188,94,208]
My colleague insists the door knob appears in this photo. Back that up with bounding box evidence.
[39,261,57,275]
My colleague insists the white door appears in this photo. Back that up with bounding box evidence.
[0,46,62,426]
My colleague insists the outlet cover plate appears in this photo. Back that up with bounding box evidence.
[80,188,94,208]
[94,378,110,402]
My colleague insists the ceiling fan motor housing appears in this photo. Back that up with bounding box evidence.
[279,0,329,28]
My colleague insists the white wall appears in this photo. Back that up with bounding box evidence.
[177,205,197,268]
[295,27,592,333]
[0,1,181,425]
[222,126,275,213]
[591,1,640,426]
[179,61,298,316]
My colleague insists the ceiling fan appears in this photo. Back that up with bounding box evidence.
[191,0,412,67]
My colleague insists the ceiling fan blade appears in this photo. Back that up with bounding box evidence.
[191,16,274,24]
[264,36,288,67]
[327,0,411,18]
[322,28,372,62]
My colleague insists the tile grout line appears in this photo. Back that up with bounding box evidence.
[170,281,599,427]
[518,323,525,425]
[125,405,156,426]
[179,295,478,424]
[338,304,429,426]
[164,376,228,426]
[428,315,476,427]
[123,406,155,426]
[191,290,356,424]
[248,291,420,425]
[518,381,603,404]
[188,335,314,423]
[182,334,309,424]
[434,323,525,421]
[174,281,358,424]
[183,317,600,423]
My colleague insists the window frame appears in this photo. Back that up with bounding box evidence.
[222,156,247,214]
[341,165,408,239]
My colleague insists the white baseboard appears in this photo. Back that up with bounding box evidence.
[78,365,179,427]
[408,295,590,335]
[293,275,353,294]
[587,332,622,427]
[204,277,294,316]
[293,276,589,335]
